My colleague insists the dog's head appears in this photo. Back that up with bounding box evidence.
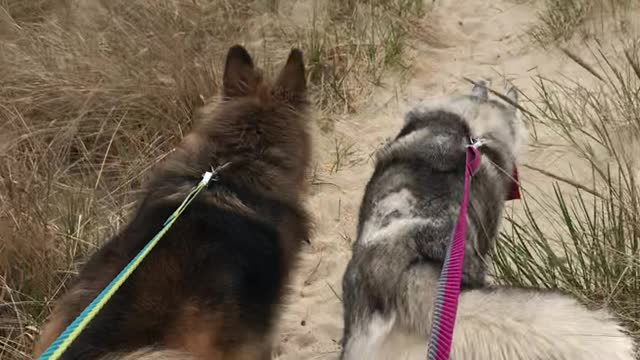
[462,81,527,166]
[389,81,527,201]
[174,45,311,196]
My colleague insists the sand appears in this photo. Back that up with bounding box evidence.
[272,1,640,359]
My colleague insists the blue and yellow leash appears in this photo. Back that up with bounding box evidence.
[37,165,226,360]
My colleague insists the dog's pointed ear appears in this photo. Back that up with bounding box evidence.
[273,48,306,105]
[471,80,488,100]
[223,45,259,99]
[505,84,519,105]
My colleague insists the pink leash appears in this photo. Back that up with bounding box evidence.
[426,141,482,360]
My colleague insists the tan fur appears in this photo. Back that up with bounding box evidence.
[163,303,224,359]
[101,349,195,360]
[32,313,67,358]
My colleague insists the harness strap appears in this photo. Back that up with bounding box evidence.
[427,144,481,360]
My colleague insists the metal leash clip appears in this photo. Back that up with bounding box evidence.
[468,136,485,149]
[204,162,232,186]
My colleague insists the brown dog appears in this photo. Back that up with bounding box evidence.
[33,45,312,360]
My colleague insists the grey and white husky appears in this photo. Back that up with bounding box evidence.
[340,82,635,360]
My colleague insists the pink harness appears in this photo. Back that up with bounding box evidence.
[426,140,520,360]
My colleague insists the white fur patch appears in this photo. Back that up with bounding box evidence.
[361,218,436,246]
[360,189,436,246]
[344,289,635,360]
[342,314,427,360]
[450,289,635,360]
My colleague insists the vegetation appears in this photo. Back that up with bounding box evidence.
[494,41,640,349]
[530,0,634,46]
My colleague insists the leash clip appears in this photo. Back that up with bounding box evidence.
[468,136,485,149]
[202,162,232,186]
[201,171,214,186]
[465,137,482,175]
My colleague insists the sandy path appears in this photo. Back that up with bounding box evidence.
[274,1,636,358]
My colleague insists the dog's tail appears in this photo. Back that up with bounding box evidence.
[100,348,197,360]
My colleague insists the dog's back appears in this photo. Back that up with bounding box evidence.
[33,46,312,360]
[341,83,634,359]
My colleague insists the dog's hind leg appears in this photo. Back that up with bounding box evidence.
[341,260,440,360]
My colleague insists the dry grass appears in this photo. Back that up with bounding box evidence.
[530,0,635,46]
[0,2,225,357]
[0,1,424,358]
[497,4,640,355]
[493,41,640,353]
[302,0,423,116]
[329,136,363,174]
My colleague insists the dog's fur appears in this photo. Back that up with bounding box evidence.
[33,45,312,360]
[340,82,635,360]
